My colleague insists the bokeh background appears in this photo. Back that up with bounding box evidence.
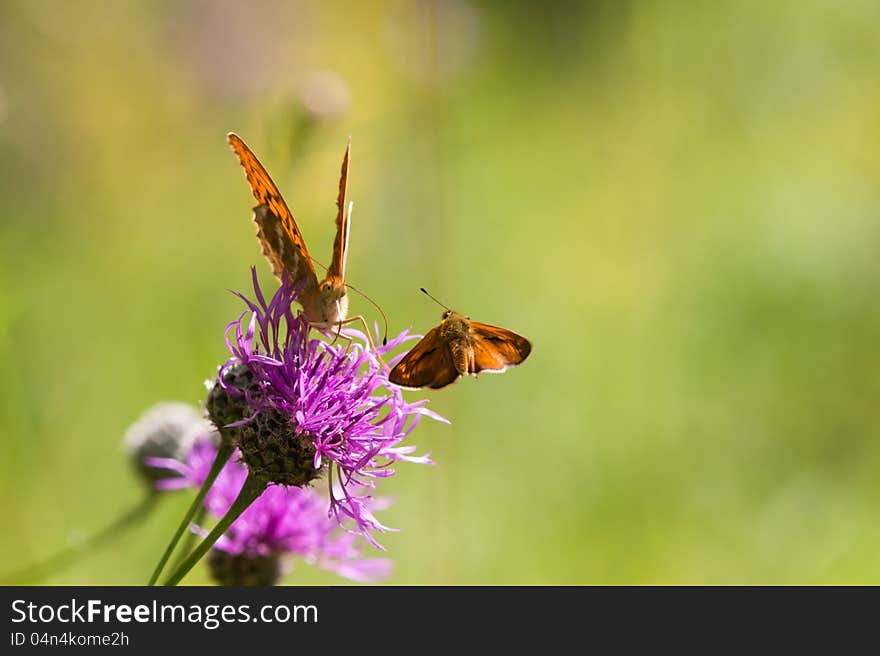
[1,0,879,585]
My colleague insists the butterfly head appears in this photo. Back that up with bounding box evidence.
[318,276,349,323]
[441,309,469,322]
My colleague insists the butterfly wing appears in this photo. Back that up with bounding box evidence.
[466,322,532,374]
[389,326,460,390]
[227,133,319,295]
[326,138,351,283]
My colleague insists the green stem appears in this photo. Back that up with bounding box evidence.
[1,493,158,585]
[163,472,265,586]
[147,441,234,586]
[169,504,208,572]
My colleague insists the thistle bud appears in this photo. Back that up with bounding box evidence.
[207,549,286,586]
[237,408,321,487]
[123,402,207,485]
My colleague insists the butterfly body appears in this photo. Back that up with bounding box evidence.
[389,309,531,390]
[439,311,476,376]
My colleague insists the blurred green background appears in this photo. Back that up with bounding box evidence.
[1,0,879,585]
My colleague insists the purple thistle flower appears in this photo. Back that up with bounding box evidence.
[151,437,393,583]
[209,268,447,547]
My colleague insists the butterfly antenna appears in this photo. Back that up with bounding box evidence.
[420,288,451,311]
[344,282,390,345]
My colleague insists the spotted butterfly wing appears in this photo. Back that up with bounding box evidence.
[226,132,320,303]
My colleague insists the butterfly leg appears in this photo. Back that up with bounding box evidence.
[333,320,356,360]
[327,300,353,353]
[323,325,355,357]
[309,316,387,368]
[340,315,383,363]
[327,317,345,345]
